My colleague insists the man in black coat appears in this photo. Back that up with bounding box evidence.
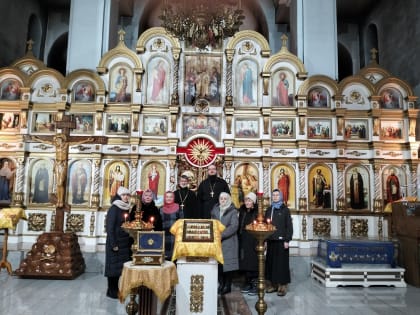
[197,164,230,219]
[174,175,199,219]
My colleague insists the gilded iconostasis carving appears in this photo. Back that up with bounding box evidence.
[0,27,419,249]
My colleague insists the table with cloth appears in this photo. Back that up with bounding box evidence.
[118,260,178,315]
[0,207,26,274]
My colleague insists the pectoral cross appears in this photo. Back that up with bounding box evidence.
[180,203,184,210]
[210,191,214,198]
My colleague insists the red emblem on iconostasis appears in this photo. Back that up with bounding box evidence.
[177,137,224,167]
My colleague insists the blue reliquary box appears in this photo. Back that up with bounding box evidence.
[317,238,396,268]
[133,231,165,265]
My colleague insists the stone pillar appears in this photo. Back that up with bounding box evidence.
[67,0,115,72]
[293,0,338,79]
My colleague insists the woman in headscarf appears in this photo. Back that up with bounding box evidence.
[160,191,184,260]
[238,192,258,295]
[211,192,239,295]
[140,188,163,231]
[264,189,293,296]
[104,186,133,299]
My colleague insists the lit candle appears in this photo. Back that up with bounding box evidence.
[124,213,128,223]
[253,220,257,225]
[150,216,154,223]
[267,218,271,224]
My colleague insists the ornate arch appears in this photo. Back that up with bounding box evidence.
[136,27,181,54]
[226,30,271,57]
[262,35,307,77]
[97,30,143,74]
[337,74,376,96]
[27,68,66,87]
[298,75,339,96]
[64,69,106,91]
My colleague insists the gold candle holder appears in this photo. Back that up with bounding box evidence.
[336,198,345,212]
[298,197,307,212]
[374,198,383,213]
[121,190,154,255]
[245,192,276,315]
[91,193,100,208]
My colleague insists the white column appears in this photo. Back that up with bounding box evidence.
[66,0,112,73]
[295,0,338,79]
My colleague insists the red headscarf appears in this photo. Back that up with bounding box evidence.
[161,191,179,214]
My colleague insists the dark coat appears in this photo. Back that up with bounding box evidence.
[264,204,293,242]
[160,207,184,260]
[104,204,133,277]
[174,187,200,219]
[140,201,163,231]
[198,176,230,219]
[211,203,239,272]
[264,204,293,285]
[238,204,258,272]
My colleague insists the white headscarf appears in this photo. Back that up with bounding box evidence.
[219,192,232,216]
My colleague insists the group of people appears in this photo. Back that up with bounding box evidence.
[104,164,293,299]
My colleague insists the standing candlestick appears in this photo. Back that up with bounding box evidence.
[246,191,276,315]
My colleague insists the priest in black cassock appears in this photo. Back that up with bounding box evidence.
[197,164,230,219]
[174,174,199,219]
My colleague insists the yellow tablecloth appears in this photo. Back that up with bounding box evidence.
[118,260,178,303]
[0,207,26,229]
[170,219,225,264]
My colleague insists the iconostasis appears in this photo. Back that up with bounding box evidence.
[0,27,418,252]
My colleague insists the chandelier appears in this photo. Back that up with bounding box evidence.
[159,0,245,50]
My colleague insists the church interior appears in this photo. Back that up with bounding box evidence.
[1,0,420,314]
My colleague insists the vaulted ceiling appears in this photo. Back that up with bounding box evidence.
[38,0,378,23]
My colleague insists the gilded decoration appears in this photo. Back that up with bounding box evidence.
[190,275,204,313]
[239,40,257,55]
[136,27,180,54]
[27,213,47,231]
[65,214,85,233]
[340,216,345,237]
[237,148,257,155]
[346,90,363,104]
[378,216,383,238]
[302,215,307,239]
[350,219,368,237]
[347,151,367,157]
[226,30,270,57]
[313,218,331,238]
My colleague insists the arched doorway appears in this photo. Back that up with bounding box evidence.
[47,32,68,75]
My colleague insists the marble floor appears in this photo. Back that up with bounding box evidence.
[1,253,420,315]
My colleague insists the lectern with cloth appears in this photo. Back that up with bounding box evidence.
[170,219,225,315]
